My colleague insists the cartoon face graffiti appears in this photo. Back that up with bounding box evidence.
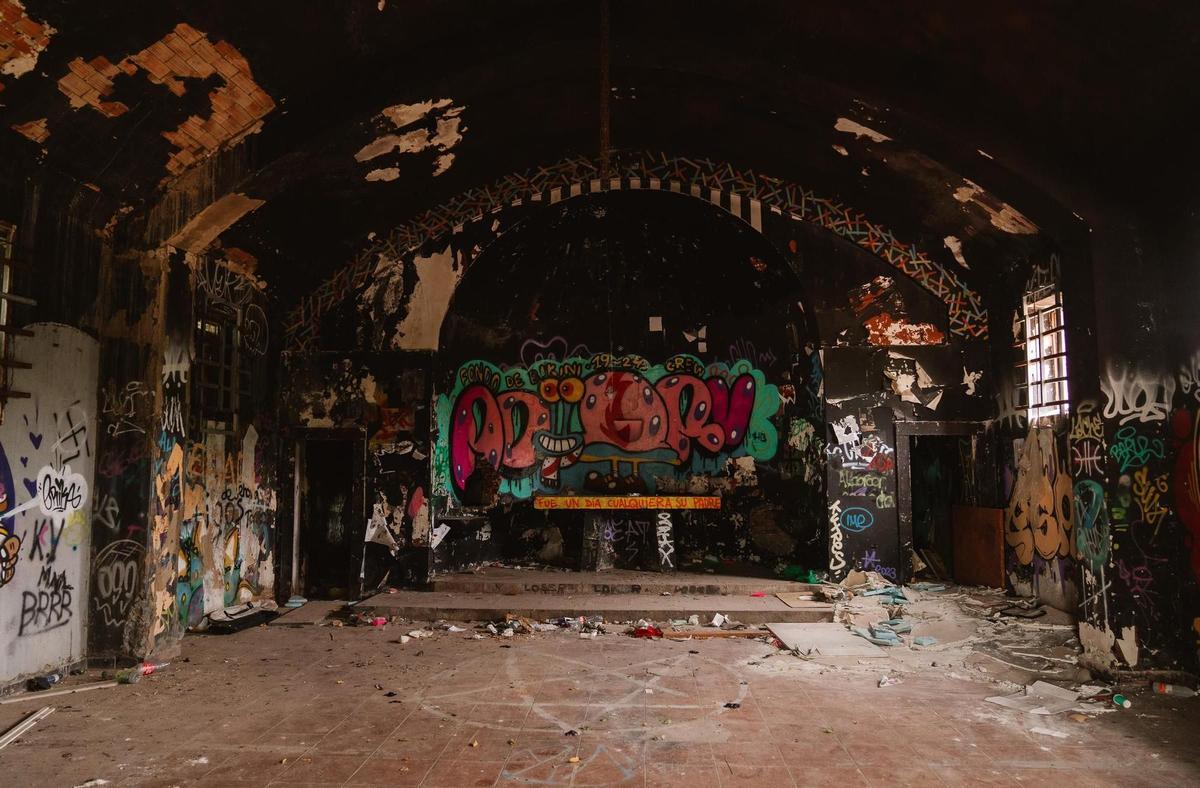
[445,354,778,499]
[0,531,20,588]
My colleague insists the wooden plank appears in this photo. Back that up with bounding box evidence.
[952,505,1005,587]
[534,496,721,510]
[662,629,766,639]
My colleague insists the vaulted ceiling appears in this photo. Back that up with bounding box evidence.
[2,0,1196,310]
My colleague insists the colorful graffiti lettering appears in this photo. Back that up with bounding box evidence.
[828,499,846,575]
[1109,426,1165,473]
[1101,364,1175,425]
[1170,408,1199,581]
[861,548,897,580]
[1005,427,1074,565]
[839,506,874,533]
[1074,479,1109,572]
[439,353,779,500]
[1132,466,1169,531]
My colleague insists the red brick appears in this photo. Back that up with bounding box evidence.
[185,53,214,76]
[57,71,90,96]
[175,23,204,44]
[148,41,174,63]
[163,33,197,58]
[132,52,170,79]
[15,16,45,38]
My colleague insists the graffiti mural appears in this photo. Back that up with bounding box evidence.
[1005,426,1074,566]
[0,324,99,681]
[1069,403,1111,581]
[437,353,780,501]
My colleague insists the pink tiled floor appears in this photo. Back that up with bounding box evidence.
[1,624,1196,786]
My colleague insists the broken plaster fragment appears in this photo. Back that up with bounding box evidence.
[834,117,891,143]
[0,1,55,81]
[357,98,466,180]
[943,235,969,268]
[366,167,400,182]
[951,178,1038,235]
[11,117,49,143]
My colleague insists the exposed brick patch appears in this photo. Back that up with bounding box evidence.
[0,0,55,91]
[11,115,48,142]
[56,23,275,179]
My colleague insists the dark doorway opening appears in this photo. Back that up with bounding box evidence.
[896,421,987,583]
[300,434,365,598]
[910,435,964,577]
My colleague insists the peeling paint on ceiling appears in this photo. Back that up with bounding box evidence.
[0,0,54,83]
[356,98,466,181]
[167,192,265,253]
[943,234,968,268]
[834,116,891,143]
[56,23,275,179]
[952,178,1038,235]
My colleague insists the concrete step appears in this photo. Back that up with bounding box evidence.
[430,568,820,597]
[355,589,833,625]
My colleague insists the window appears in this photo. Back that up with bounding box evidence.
[0,221,36,413]
[0,222,13,364]
[1017,286,1069,421]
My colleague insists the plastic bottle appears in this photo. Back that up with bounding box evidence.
[1112,694,1132,708]
[1151,682,1197,697]
[115,661,170,684]
[27,672,62,691]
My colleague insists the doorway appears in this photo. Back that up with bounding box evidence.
[298,432,365,598]
[909,435,964,576]
[895,421,984,582]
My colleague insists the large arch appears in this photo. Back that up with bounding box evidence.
[282,150,988,352]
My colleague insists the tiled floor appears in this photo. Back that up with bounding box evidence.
[2,624,1197,786]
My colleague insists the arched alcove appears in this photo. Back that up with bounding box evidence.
[432,189,827,573]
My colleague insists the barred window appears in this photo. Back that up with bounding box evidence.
[1017,286,1069,421]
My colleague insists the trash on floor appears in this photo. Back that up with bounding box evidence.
[632,624,663,638]
[766,622,885,657]
[878,675,902,687]
[1151,682,1197,697]
[778,565,824,583]
[1029,726,1069,738]
[985,680,1080,715]
[0,706,55,751]
[204,600,280,632]
[775,592,819,607]
[0,680,119,704]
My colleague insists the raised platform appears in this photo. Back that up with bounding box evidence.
[358,569,832,624]
[430,567,818,596]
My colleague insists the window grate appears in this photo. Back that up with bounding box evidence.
[1014,285,1069,421]
[0,222,38,416]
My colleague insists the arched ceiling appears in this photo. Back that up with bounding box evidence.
[1,0,1196,312]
